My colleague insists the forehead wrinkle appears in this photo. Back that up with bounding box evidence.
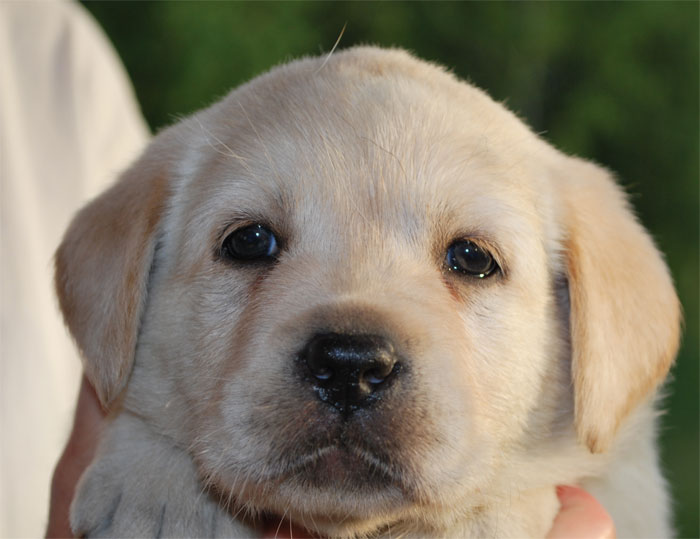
[277,118,444,252]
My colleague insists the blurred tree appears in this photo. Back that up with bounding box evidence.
[83,2,699,536]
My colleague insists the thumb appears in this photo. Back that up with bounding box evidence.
[546,485,616,539]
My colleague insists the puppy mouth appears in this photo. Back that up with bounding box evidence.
[283,443,400,488]
[222,441,409,538]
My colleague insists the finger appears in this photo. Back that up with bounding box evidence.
[46,377,107,538]
[546,485,616,539]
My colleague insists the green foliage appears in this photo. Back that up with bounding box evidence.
[83,2,699,535]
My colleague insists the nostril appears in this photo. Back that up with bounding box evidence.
[364,368,387,385]
[311,366,333,381]
[304,336,337,381]
[361,344,396,384]
[362,359,396,385]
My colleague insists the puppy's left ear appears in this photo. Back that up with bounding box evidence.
[557,156,681,453]
[55,138,173,407]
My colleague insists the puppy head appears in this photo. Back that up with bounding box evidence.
[55,47,680,534]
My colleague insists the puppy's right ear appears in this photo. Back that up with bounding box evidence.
[55,143,172,406]
[556,156,681,453]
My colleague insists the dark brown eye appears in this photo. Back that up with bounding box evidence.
[446,240,498,278]
[222,224,279,261]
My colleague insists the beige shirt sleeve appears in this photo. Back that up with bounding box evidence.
[0,1,150,535]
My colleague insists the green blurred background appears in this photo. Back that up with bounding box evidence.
[83,2,698,536]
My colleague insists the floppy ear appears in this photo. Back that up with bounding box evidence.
[55,144,172,406]
[558,157,681,453]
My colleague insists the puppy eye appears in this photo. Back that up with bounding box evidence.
[222,224,279,261]
[446,240,498,278]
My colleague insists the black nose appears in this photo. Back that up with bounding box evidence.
[299,333,400,414]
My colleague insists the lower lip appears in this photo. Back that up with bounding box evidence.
[258,448,389,537]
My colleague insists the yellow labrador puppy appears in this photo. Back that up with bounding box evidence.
[56,47,680,538]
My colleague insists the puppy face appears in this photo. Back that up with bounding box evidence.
[56,47,680,536]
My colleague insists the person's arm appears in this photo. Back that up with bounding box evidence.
[46,377,106,539]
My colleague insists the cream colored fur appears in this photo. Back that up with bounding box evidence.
[55,47,680,538]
